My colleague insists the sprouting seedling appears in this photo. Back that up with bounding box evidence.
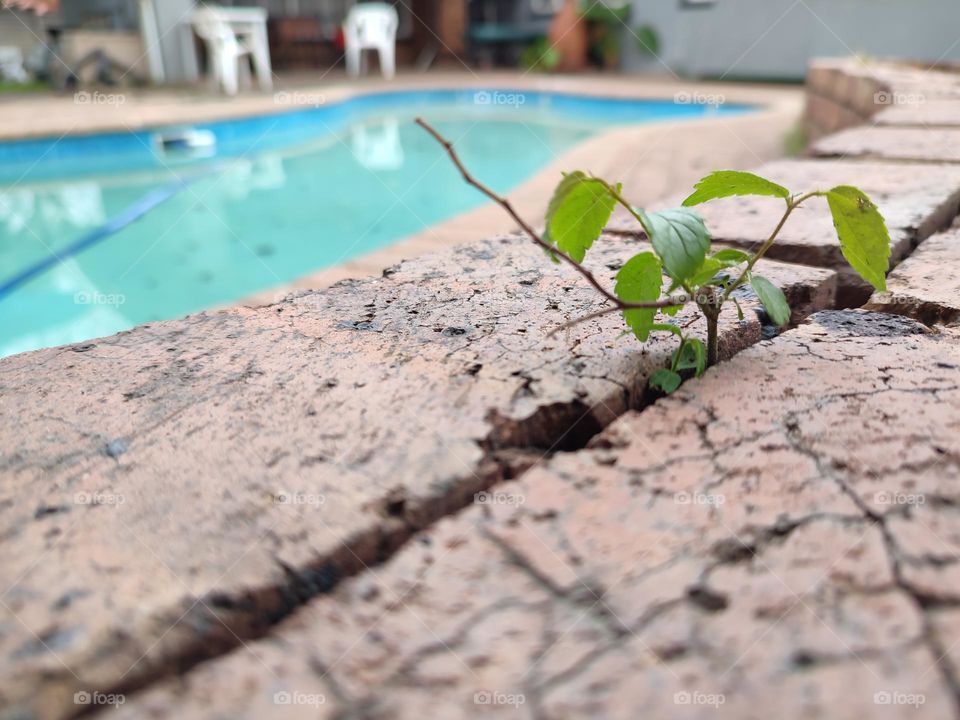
[416,118,892,394]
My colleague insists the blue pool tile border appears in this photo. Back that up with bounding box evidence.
[0,89,753,184]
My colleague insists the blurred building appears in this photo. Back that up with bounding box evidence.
[2,0,959,85]
[624,0,960,80]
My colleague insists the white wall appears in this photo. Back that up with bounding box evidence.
[625,0,960,80]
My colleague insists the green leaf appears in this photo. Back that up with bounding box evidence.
[639,207,711,284]
[688,258,725,288]
[710,248,751,266]
[650,323,683,338]
[692,341,706,376]
[825,186,891,292]
[682,171,791,207]
[520,39,561,72]
[750,275,791,327]
[661,278,684,316]
[545,172,618,263]
[732,297,746,322]
[650,368,682,394]
[634,24,660,56]
[542,246,561,264]
[615,252,663,342]
[674,338,707,376]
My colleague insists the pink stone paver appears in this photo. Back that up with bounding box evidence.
[0,234,834,720]
[865,227,960,324]
[804,58,960,139]
[104,311,960,720]
[811,126,960,163]
[876,100,960,127]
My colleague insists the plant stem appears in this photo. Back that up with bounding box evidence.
[705,314,719,366]
[697,287,721,367]
[420,118,813,362]
[598,181,653,236]
[721,191,823,303]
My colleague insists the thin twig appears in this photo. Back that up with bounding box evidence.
[415,118,678,314]
[547,294,688,337]
[598,180,652,237]
[546,308,619,337]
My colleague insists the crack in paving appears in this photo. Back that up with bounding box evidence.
[66,355,729,718]
[785,419,960,715]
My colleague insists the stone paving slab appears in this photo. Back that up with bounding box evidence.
[103,311,960,720]
[804,93,867,138]
[876,101,960,127]
[864,227,960,324]
[0,234,835,720]
[808,60,960,105]
[606,159,960,304]
[810,126,960,163]
[805,59,960,139]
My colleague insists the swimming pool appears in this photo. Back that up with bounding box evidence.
[0,88,748,357]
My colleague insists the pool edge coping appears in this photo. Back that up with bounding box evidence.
[0,71,800,142]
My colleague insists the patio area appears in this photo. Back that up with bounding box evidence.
[3,2,960,720]
[2,55,960,719]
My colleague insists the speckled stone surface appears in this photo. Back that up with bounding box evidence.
[0,232,836,720]
[102,311,960,720]
[811,127,960,163]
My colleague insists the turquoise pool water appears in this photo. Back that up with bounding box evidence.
[0,89,747,357]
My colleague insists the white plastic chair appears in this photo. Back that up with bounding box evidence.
[191,8,271,95]
[344,3,399,79]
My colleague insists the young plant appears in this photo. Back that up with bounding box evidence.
[416,119,891,393]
